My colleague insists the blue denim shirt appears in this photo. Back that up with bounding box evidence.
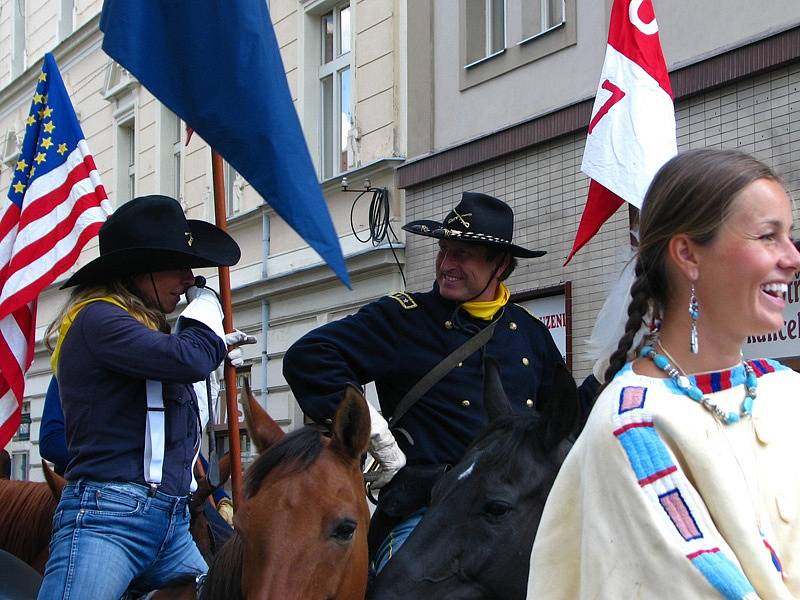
[58,301,225,496]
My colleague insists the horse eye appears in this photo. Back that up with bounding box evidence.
[482,500,512,519]
[330,519,357,543]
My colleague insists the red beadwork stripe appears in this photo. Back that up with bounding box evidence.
[613,421,653,436]
[638,465,677,487]
[692,361,770,394]
[687,548,720,560]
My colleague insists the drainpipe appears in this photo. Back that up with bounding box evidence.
[261,209,270,409]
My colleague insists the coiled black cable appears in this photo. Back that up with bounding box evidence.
[349,187,406,288]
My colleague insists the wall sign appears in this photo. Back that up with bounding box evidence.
[743,272,800,361]
[513,283,571,369]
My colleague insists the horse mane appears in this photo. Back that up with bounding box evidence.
[462,414,550,479]
[200,533,244,600]
[244,426,323,498]
[0,480,58,563]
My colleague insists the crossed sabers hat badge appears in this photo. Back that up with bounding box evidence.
[447,208,472,229]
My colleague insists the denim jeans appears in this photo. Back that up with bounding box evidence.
[37,480,207,600]
[372,508,427,574]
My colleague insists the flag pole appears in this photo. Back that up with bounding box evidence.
[210,149,243,507]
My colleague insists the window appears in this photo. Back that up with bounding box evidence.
[2,129,21,168]
[173,118,182,199]
[225,161,244,217]
[460,0,576,89]
[466,0,506,64]
[11,451,29,481]
[158,107,182,200]
[319,3,353,179]
[58,0,75,42]
[102,61,139,205]
[465,0,506,66]
[14,401,30,441]
[522,0,564,41]
[11,0,26,77]
[117,120,135,203]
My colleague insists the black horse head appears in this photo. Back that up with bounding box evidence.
[370,357,578,600]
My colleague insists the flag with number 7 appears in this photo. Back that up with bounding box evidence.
[565,0,676,264]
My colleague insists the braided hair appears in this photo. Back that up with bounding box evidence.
[601,149,781,386]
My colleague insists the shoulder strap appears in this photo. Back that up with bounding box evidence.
[389,317,500,427]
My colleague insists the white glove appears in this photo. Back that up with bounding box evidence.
[365,401,406,489]
[179,286,225,341]
[224,329,256,367]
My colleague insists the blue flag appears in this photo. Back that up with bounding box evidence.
[100,0,350,287]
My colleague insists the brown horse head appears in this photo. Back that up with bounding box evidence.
[241,379,285,453]
[42,460,66,500]
[190,453,232,561]
[223,383,371,600]
[0,463,62,574]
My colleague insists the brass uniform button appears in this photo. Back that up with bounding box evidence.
[445,320,453,329]
[526,399,534,408]
[509,322,517,331]
[461,400,471,408]
[522,357,529,366]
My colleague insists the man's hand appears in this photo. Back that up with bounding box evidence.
[364,402,406,489]
[224,329,256,367]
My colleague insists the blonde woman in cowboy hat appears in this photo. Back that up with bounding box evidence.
[38,195,241,600]
[283,191,569,573]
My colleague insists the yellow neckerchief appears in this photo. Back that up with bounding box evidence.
[461,282,510,320]
[50,296,129,373]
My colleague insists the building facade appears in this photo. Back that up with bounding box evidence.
[4,0,800,482]
[0,0,409,481]
[398,0,800,380]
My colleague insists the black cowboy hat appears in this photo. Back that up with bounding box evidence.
[402,192,545,258]
[61,195,241,288]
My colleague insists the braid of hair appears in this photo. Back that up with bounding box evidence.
[601,260,651,387]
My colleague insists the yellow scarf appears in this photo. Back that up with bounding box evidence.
[461,282,510,320]
[50,296,129,373]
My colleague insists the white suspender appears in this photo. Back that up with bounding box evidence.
[144,379,165,494]
[143,379,204,495]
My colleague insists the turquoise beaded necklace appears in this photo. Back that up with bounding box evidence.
[639,341,757,425]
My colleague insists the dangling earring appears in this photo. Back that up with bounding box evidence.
[689,284,699,354]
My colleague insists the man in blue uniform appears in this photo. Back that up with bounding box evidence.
[283,192,566,571]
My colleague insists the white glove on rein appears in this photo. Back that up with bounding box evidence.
[366,401,406,489]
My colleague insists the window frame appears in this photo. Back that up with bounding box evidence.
[464,0,507,69]
[519,0,566,46]
[459,0,577,90]
[11,451,29,481]
[11,0,26,78]
[157,106,182,201]
[13,401,30,441]
[117,118,136,205]
[318,2,353,180]
[58,0,76,42]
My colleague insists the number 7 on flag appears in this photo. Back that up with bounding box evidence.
[588,79,626,135]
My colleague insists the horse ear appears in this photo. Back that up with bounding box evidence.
[540,363,580,449]
[483,355,513,421]
[42,459,65,500]
[240,379,285,453]
[330,384,371,462]
[217,452,232,486]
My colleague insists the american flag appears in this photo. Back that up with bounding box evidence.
[0,53,112,447]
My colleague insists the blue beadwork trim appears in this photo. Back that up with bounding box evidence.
[689,550,756,600]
